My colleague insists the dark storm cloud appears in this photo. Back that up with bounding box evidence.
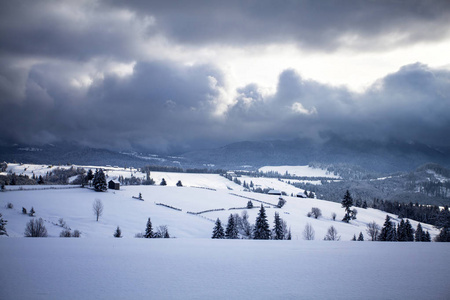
[1,1,450,152]
[109,0,450,50]
[228,63,450,148]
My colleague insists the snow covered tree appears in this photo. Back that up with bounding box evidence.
[144,218,153,238]
[366,221,380,241]
[24,218,48,237]
[225,214,239,239]
[86,169,94,186]
[93,169,107,192]
[212,218,225,239]
[303,223,315,240]
[92,199,104,222]
[273,212,284,240]
[324,226,340,241]
[114,226,122,238]
[379,215,395,241]
[309,207,322,219]
[358,232,364,241]
[253,204,271,240]
[240,211,252,239]
[0,213,8,236]
[341,190,354,223]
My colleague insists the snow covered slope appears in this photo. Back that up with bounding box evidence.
[0,184,438,240]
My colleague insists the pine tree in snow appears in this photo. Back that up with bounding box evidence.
[93,169,107,192]
[114,226,122,238]
[225,214,238,239]
[273,212,284,240]
[358,232,364,241]
[144,218,153,238]
[404,220,414,241]
[253,204,270,240]
[212,218,225,239]
[0,213,8,236]
[415,223,424,242]
[379,215,395,241]
[341,190,354,223]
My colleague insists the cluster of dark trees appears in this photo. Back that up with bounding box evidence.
[212,205,291,240]
[141,165,227,174]
[372,215,432,242]
[139,218,171,238]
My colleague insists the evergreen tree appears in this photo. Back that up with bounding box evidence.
[38,175,44,184]
[362,200,368,209]
[114,226,122,238]
[253,204,271,240]
[415,223,424,242]
[424,231,431,242]
[287,227,292,240]
[176,180,183,187]
[86,169,94,186]
[352,234,357,241]
[160,178,167,186]
[341,190,354,223]
[404,220,414,241]
[225,214,238,239]
[144,218,153,238]
[0,213,8,236]
[93,169,107,192]
[29,207,35,217]
[358,232,364,241]
[273,212,284,240]
[247,200,253,209]
[379,215,395,241]
[397,219,406,241]
[212,218,225,239]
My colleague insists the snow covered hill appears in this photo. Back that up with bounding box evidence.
[0,177,438,240]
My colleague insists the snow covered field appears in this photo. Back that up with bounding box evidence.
[1,239,449,300]
[1,165,448,299]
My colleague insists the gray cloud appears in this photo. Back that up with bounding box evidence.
[109,0,450,51]
[1,1,450,153]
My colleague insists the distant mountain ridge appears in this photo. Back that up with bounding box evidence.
[1,137,449,174]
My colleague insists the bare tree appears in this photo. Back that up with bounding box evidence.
[366,221,380,241]
[93,199,104,222]
[309,207,322,219]
[303,223,315,240]
[24,218,48,237]
[324,226,340,241]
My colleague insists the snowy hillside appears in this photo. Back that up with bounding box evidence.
[0,183,438,240]
[259,165,340,178]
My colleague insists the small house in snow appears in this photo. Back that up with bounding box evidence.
[296,192,307,198]
[268,189,282,196]
[108,180,120,190]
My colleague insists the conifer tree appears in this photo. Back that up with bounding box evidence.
[405,220,414,241]
[253,204,270,239]
[160,178,167,186]
[212,218,225,239]
[144,218,153,238]
[225,214,238,239]
[86,169,94,186]
[424,231,431,242]
[415,223,424,242]
[273,212,284,240]
[29,207,35,217]
[114,226,122,238]
[341,190,354,223]
[352,234,357,241]
[287,227,292,240]
[358,232,364,241]
[379,215,395,241]
[397,219,406,241]
[0,213,8,236]
[93,169,107,192]
[247,200,253,209]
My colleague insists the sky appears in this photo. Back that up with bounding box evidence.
[1,0,450,153]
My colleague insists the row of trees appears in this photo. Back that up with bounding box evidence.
[365,216,432,242]
[212,205,291,240]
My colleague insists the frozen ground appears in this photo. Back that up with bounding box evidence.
[0,239,449,300]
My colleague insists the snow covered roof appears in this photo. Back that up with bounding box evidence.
[268,189,282,195]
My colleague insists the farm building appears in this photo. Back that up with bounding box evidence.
[108,180,120,190]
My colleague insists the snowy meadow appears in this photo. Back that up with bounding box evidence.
[1,165,449,299]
